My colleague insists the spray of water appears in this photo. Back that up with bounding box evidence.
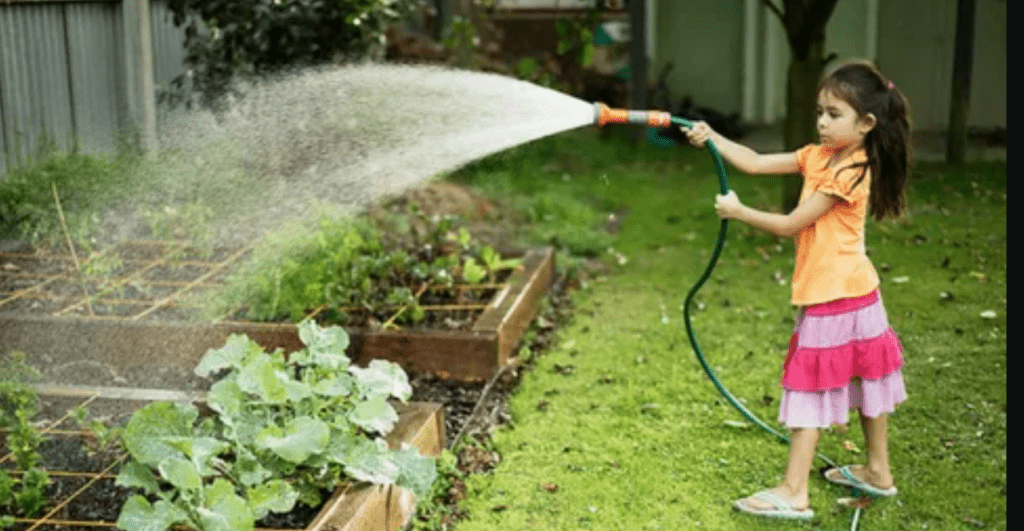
[133,63,595,248]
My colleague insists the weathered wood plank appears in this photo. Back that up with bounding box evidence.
[473,247,555,366]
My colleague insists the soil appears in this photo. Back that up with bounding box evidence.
[369,180,530,257]
[2,181,594,530]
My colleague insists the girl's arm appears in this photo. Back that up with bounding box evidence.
[683,122,799,175]
[716,190,838,238]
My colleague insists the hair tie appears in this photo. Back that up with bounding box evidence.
[887,81,895,90]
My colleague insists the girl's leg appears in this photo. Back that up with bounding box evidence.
[825,410,895,488]
[780,427,821,503]
[857,411,895,487]
[738,427,819,510]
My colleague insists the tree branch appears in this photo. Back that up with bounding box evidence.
[781,0,806,43]
[783,0,832,60]
[806,0,841,33]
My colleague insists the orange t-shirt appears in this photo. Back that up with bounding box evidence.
[791,144,879,306]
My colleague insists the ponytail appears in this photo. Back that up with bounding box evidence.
[819,60,913,221]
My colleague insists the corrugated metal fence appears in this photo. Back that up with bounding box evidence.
[0,0,186,177]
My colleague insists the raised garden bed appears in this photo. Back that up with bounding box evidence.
[3,385,443,531]
[1,241,555,382]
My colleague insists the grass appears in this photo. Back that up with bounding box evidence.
[442,128,1006,531]
[3,123,1004,530]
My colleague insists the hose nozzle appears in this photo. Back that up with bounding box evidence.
[593,102,673,128]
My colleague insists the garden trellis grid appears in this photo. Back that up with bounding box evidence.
[0,241,251,322]
[0,240,512,324]
[1,241,555,381]
[2,390,131,531]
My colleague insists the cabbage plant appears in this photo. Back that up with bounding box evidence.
[115,320,436,531]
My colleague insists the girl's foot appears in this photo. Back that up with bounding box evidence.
[824,465,897,496]
[735,486,810,513]
[734,488,814,520]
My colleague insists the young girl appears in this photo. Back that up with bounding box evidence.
[683,59,911,520]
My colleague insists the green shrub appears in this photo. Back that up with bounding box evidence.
[214,208,518,325]
[162,0,422,109]
[1,138,137,245]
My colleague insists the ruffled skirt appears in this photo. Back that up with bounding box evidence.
[777,290,907,429]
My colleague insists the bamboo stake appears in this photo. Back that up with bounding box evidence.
[130,245,250,321]
[381,283,430,330]
[22,453,127,531]
[51,182,94,316]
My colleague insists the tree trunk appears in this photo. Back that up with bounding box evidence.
[781,36,826,212]
[433,0,455,41]
[762,0,838,212]
[947,0,975,165]
[628,0,648,110]
[628,0,648,144]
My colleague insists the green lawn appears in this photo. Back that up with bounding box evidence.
[2,123,1004,531]
[443,129,1006,531]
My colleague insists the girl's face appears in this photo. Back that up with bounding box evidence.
[816,89,876,150]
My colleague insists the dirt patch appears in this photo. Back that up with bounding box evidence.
[369,180,528,256]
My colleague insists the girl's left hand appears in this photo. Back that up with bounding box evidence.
[715,190,744,219]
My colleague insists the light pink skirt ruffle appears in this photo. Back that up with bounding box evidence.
[777,290,907,429]
[778,369,907,428]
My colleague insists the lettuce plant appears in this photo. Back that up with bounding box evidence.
[1,352,50,526]
[115,320,436,531]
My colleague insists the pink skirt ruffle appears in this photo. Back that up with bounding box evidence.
[776,290,907,429]
[781,290,904,391]
[778,369,907,428]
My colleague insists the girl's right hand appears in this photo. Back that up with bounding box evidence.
[682,121,714,148]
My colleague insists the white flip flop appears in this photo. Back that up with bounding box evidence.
[825,465,898,497]
[734,489,815,520]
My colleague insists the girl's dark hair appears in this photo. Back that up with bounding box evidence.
[819,59,913,220]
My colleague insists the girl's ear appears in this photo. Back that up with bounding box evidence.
[859,113,878,135]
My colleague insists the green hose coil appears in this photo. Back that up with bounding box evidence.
[598,111,861,527]
[668,118,872,531]
[669,116,811,449]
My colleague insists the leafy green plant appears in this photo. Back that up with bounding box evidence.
[0,352,50,524]
[442,15,480,68]
[514,56,556,88]
[555,12,599,69]
[69,405,123,457]
[162,0,421,110]
[408,448,464,531]
[115,320,436,531]
[0,136,136,245]
[217,209,519,327]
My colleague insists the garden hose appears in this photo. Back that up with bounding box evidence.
[593,102,831,458]
[593,103,866,529]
